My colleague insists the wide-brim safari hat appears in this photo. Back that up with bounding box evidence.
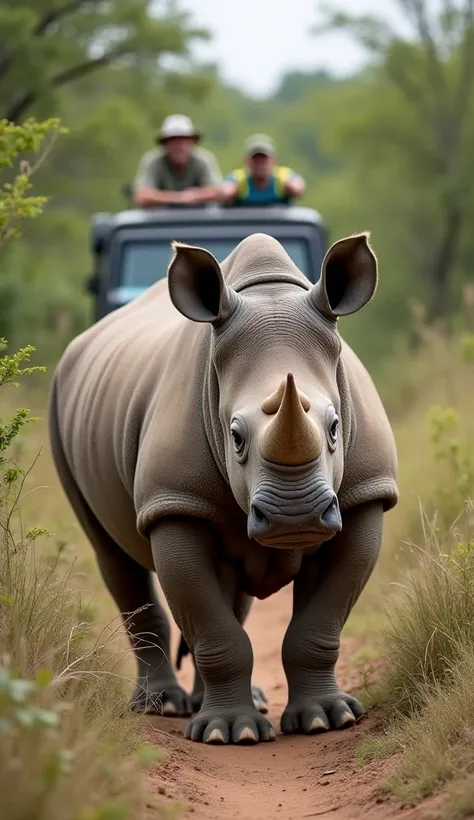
[156,114,202,144]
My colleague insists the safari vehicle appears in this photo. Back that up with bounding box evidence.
[87,203,328,323]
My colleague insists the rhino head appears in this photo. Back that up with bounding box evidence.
[168,232,377,550]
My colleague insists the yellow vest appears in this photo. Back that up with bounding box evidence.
[232,166,293,200]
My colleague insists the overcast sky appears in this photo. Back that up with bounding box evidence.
[188,0,408,97]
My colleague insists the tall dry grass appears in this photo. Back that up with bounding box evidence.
[0,342,164,820]
[353,306,474,814]
[347,304,474,624]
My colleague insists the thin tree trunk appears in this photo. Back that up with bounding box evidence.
[430,200,463,318]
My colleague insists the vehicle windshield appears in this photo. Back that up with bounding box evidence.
[115,236,311,302]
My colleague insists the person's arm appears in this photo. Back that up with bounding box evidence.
[284,171,306,199]
[135,186,183,207]
[218,174,240,205]
[178,185,221,205]
[133,151,183,207]
[183,154,225,204]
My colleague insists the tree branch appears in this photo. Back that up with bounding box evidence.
[0,2,89,91]
[3,46,128,122]
[33,0,89,36]
[0,50,12,83]
[453,0,474,133]
[385,53,436,130]
[407,0,448,102]
[398,0,454,163]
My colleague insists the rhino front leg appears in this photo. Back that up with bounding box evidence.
[150,516,275,745]
[186,593,268,714]
[281,501,383,735]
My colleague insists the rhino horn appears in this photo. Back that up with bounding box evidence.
[260,373,322,465]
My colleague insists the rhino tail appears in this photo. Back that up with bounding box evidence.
[176,633,190,670]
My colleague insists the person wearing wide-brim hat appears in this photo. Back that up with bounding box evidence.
[220,133,305,207]
[133,114,223,208]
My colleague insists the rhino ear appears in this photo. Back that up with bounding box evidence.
[309,232,378,320]
[168,242,238,324]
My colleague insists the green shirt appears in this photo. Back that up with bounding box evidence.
[134,147,222,192]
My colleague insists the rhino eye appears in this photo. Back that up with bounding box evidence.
[230,418,248,463]
[327,409,339,452]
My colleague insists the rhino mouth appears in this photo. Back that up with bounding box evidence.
[247,474,342,548]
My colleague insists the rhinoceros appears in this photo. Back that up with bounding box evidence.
[48,231,398,745]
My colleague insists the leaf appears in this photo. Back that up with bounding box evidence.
[34,708,61,730]
[14,708,36,727]
[9,679,36,703]
[35,668,54,689]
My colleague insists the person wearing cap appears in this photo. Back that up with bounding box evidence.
[133,114,222,208]
[220,134,305,207]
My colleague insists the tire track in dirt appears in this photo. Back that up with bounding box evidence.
[143,585,432,820]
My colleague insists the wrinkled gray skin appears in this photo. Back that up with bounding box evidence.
[48,231,398,745]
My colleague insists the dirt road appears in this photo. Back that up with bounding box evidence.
[145,585,430,820]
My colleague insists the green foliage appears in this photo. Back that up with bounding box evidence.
[0,339,45,481]
[4,3,474,368]
[0,2,212,357]
[0,115,68,349]
[315,1,474,321]
[0,665,61,733]
[428,404,474,529]
[0,0,209,122]
[0,117,64,246]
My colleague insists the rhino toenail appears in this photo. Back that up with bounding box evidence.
[206,729,226,744]
[340,710,355,725]
[310,716,328,732]
[237,727,257,743]
[162,701,177,716]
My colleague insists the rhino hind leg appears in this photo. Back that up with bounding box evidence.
[48,392,191,718]
[94,544,192,718]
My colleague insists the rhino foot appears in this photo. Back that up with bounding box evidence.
[281,692,365,735]
[191,684,268,715]
[184,706,275,745]
[251,684,269,714]
[130,680,192,717]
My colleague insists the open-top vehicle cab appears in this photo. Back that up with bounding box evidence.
[87,204,328,323]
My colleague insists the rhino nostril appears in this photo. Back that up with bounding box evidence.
[248,503,272,539]
[320,495,342,532]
